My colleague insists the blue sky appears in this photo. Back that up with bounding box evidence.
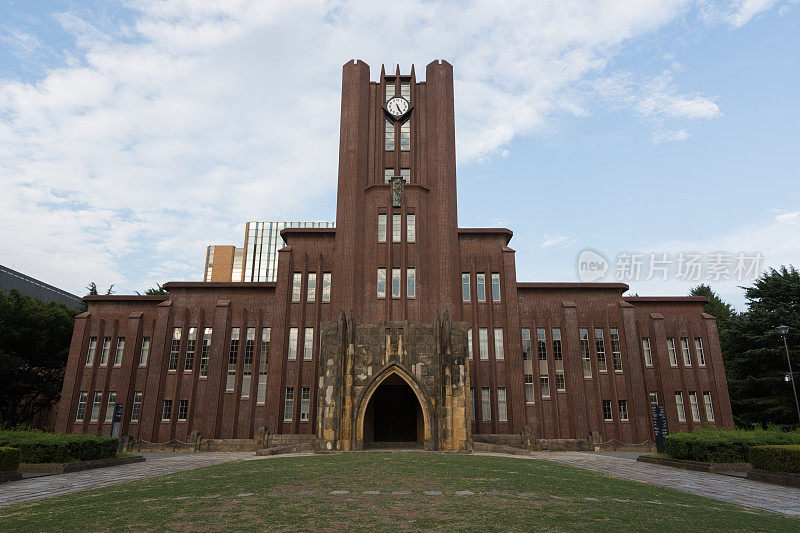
[0,1,798,308]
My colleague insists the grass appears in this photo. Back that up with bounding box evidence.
[1,452,798,531]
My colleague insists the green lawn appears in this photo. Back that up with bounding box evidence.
[2,452,798,531]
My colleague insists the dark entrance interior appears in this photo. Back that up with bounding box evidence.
[363,374,423,446]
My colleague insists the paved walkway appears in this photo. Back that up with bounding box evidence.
[0,452,268,508]
[510,451,800,518]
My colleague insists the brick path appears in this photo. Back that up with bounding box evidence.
[512,451,800,517]
[0,452,267,508]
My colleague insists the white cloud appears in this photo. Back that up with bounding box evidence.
[728,0,778,27]
[541,234,577,249]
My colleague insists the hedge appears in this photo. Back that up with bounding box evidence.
[0,430,118,464]
[0,447,21,472]
[749,445,800,473]
[665,428,800,463]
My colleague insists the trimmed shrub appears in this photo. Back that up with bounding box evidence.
[665,428,800,463]
[0,430,118,464]
[0,447,21,472]
[749,445,800,473]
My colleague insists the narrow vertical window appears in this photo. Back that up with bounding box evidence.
[131,391,142,422]
[476,273,486,302]
[303,328,314,360]
[322,272,331,302]
[675,392,686,422]
[257,328,270,403]
[522,328,534,403]
[467,328,473,359]
[407,214,415,242]
[300,387,311,421]
[619,400,629,421]
[184,328,196,371]
[400,119,410,150]
[242,328,255,397]
[695,337,706,366]
[580,328,592,377]
[595,329,607,371]
[555,371,566,392]
[481,387,491,421]
[377,268,386,298]
[114,338,125,366]
[139,337,150,366]
[162,399,172,421]
[90,391,102,421]
[400,79,410,99]
[491,273,501,302]
[540,374,550,398]
[169,328,181,371]
[100,337,111,365]
[479,328,488,360]
[288,327,298,360]
[552,328,562,360]
[86,337,97,365]
[470,388,475,421]
[392,214,401,243]
[178,400,188,421]
[199,328,212,377]
[378,214,387,243]
[307,272,316,302]
[105,391,116,422]
[291,272,302,302]
[391,268,401,298]
[400,168,411,182]
[385,119,395,150]
[537,328,547,360]
[284,388,294,421]
[494,328,504,360]
[227,328,240,391]
[384,168,394,182]
[610,328,623,372]
[703,391,714,421]
[642,337,653,366]
[76,391,88,421]
[689,391,701,422]
[407,267,416,298]
[602,400,613,421]
[681,337,692,366]
[461,273,470,301]
[497,387,508,422]
[649,391,659,406]
[667,337,678,366]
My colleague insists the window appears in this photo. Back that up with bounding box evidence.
[461,273,470,301]
[401,79,410,99]
[675,392,686,422]
[602,399,613,421]
[703,391,715,421]
[476,273,486,302]
[386,80,395,100]
[552,328,562,360]
[76,391,88,421]
[481,387,491,421]
[400,168,411,182]
[524,374,535,404]
[178,400,188,421]
[131,391,142,422]
[400,119,410,150]
[90,391,102,421]
[555,371,565,392]
[257,328,270,404]
[184,328,196,371]
[497,388,508,421]
[470,388,475,421]
[300,387,311,421]
[695,337,706,366]
[303,328,314,360]
[307,272,317,302]
[377,268,387,298]
[467,328,473,359]
[288,327,298,360]
[642,337,653,366]
[618,400,629,421]
[407,268,416,298]
[540,374,551,398]
[100,337,111,365]
[322,272,332,302]
[391,214,401,243]
[385,119,395,150]
[105,391,116,422]
[595,329,607,372]
[284,388,294,421]
[169,328,181,371]
[378,214,387,243]
[260,328,271,365]
[610,328,623,372]
[227,327,239,391]
[242,328,255,397]
[537,328,547,360]
[139,337,150,366]
[522,329,534,403]
[580,328,592,377]
[114,338,124,366]
[494,328,504,360]
[487,273,499,303]
[199,328,212,377]
[689,391,701,422]
[667,337,678,366]
[162,399,172,421]
[407,214,416,242]
[292,272,302,302]
[86,337,97,365]
[649,391,658,406]
[391,268,401,298]
[681,338,692,366]
[479,328,488,360]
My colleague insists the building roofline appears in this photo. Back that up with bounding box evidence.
[623,296,709,303]
[280,227,337,237]
[83,295,168,302]
[457,228,513,244]
[517,282,629,290]
[163,282,277,289]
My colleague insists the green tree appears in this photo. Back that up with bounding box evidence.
[0,290,77,427]
[690,283,736,331]
[136,284,168,296]
[85,282,114,296]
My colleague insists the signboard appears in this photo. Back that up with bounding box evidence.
[110,402,124,438]
[651,404,668,454]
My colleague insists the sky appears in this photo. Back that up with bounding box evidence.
[0,0,798,308]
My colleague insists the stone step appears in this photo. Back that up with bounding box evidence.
[256,442,315,456]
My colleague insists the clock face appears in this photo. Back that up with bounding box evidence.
[385,96,410,119]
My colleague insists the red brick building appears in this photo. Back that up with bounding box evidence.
[55,60,733,450]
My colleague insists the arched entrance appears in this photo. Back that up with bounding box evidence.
[362,373,425,447]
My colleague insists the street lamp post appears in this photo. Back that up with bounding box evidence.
[777,325,800,425]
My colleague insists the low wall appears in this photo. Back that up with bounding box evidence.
[747,469,800,488]
[637,455,751,473]
[19,455,145,474]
